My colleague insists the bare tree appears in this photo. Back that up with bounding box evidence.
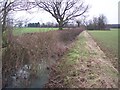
[92,17,98,29]
[0,0,36,33]
[75,16,87,27]
[76,20,82,27]
[98,14,107,30]
[86,14,107,30]
[35,0,89,30]
[0,15,2,46]
[1,0,36,48]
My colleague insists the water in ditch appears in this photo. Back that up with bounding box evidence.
[4,59,56,88]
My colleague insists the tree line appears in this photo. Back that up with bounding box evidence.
[16,14,108,30]
[74,14,108,30]
[86,14,107,30]
[1,0,109,33]
[28,22,40,27]
[1,0,89,31]
[27,14,107,30]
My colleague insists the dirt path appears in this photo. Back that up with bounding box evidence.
[74,31,118,88]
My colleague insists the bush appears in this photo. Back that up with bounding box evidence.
[2,42,29,87]
[58,29,83,44]
[2,28,83,88]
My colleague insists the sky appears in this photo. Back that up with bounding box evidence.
[14,0,119,24]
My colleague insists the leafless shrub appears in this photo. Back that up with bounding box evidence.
[2,29,83,88]
[58,28,84,44]
[2,41,29,87]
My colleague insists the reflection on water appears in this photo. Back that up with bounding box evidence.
[5,59,56,88]
[30,61,50,88]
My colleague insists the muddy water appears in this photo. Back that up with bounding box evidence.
[30,61,50,88]
[5,59,56,88]
[29,59,56,88]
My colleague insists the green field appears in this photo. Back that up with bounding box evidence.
[88,29,118,58]
[13,28,58,35]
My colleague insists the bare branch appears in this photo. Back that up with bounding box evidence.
[35,0,89,30]
[1,0,36,32]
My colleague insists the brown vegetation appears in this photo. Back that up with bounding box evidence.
[44,31,118,88]
[2,28,83,88]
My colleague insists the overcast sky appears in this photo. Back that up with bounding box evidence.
[14,0,119,24]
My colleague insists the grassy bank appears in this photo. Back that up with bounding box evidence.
[45,32,90,88]
[45,31,118,88]
[88,29,118,68]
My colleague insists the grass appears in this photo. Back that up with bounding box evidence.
[61,35,86,66]
[52,30,118,88]
[13,28,58,35]
[45,30,118,88]
[88,29,118,56]
[88,29,118,68]
[61,32,88,66]
[51,32,90,87]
